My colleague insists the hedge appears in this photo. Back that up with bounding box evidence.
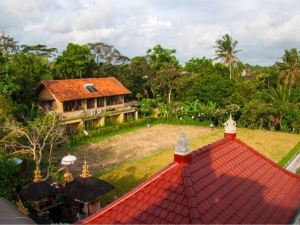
[278,141,300,168]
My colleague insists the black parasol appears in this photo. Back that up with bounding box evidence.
[20,181,55,201]
[63,177,114,203]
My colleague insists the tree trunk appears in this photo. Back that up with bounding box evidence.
[229,64,232,79]
[168,89,172,105]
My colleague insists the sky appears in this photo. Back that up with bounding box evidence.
[1,0,300,65]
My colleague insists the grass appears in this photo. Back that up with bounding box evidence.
[69,118,153,146]
[278,141,300,167]
[97,126,299,206]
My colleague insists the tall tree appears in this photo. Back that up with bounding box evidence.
[276,48,300,96]
[128,56,152,97]
[146,44,180,100]
[88,42,129,65]
[20,44,57,59]
[152,64,182,104]
[214,34,240,79]
[1,52,52,105]
[0,31,18,55]
[54,43,94,79]
[184,57,215,76]
[266,85,290,129]
[147,44,179,70]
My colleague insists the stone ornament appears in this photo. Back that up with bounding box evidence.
[224,114,236,134]
[175,132,190,155]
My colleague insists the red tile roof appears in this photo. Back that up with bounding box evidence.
[82,138,300,224]
[40,77,131,101]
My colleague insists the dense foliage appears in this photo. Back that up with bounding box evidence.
[0,31,299,203]
[0,32,299,131]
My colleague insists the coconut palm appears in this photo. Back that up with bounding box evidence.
[266,85,290,130]
[214,34,241,79]
[276,48,300,96]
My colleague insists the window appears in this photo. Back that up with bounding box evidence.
[97,97,105,107]
[65,123,78,134]
[84,120,93,130]
[84,84,98,93]
[106,96,122,106]
[63,100,83,112]
[87,98,95,109]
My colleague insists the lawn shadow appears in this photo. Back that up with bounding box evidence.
[99,166,148,206]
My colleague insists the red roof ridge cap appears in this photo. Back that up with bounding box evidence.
[234,138,300,179]
[181,165,201,223]
[191,138,230,157]
[82,162,178,224]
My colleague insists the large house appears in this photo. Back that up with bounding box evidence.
[37,77,138,133]
[80,116,300,224]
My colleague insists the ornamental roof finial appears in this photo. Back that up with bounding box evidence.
[175,132,190,156]
[80,159,91,178]
[224,114,236,140]
[33,167,42,183]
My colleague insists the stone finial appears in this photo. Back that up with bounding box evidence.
[80,159,91,178]
[174,132,192,163]
[175,132,190,155]
[224,114,236,140]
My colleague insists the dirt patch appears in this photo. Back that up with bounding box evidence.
[66,124,212,175]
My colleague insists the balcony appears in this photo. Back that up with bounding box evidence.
[124,101,138,107]
[60,101,137,121]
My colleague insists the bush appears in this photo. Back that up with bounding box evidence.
[0,149,26,201]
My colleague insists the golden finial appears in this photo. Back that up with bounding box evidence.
[33,167,42,183]
[80,159,91,178]
[63,171,74,183]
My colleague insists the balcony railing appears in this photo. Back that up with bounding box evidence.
[59,101,138,120]
[124,101,138,107]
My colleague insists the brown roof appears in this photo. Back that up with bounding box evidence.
[40,77,131,101]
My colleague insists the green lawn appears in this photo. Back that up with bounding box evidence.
[98,126,299,206]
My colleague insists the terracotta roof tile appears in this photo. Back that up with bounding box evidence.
[82,138,300,224]
[40,77,131,101]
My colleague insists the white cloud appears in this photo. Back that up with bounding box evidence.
[0,0,300,65]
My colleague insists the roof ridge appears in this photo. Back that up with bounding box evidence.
[41,77,115,82]
[181,164,201,224]
[235,139,300,179]
[82,162,178,224]
[191,138,229,160]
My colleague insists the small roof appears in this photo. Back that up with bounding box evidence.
[82,138,300,224]
[40,77,131,101]
[63,177,114,203]
[20,181,55,201]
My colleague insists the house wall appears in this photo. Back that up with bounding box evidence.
[38,87,137,134]
[38,88,54,100]
[38,87,63,113]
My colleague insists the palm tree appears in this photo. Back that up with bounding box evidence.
[276,48,300,96]
[214,34,241,79]
[266,85,290,130]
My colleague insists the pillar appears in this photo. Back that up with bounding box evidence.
[117,113,124,124]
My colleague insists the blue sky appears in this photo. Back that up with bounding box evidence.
[1,0,300,65]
